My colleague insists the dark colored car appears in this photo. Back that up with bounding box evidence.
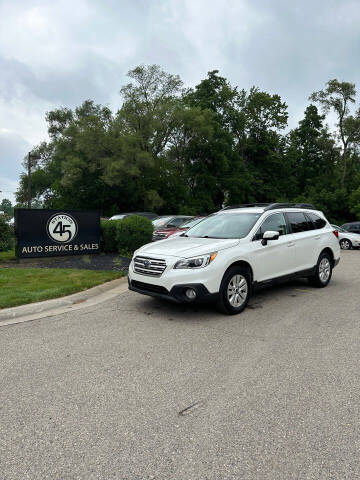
[152,216,205,241]
[151,215,193,240]
[109,212,158,221]
[341,221,360,234]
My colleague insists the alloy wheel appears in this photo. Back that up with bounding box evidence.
[227,274,248,307]
[319,257,331,283]
[341,240,351,250]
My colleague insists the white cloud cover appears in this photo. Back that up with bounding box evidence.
[1,0,360,203]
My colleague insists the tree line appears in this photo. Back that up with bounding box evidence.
[16,65,360,223]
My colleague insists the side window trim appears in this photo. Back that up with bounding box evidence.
[252,212,288,242]
[304,213,316,230]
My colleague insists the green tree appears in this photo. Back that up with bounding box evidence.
[0,198,14,216]
[310,79,360,187]
[286,105,338,192]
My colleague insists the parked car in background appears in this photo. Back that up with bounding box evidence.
[151,215,192,234]
[152,216,173,228]
[341,221,360,234]
[109,212,158,221]
[332,224,360,250]
[152,216,205,241]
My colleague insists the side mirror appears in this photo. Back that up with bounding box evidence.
[261,230,280,246]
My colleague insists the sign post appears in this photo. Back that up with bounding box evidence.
[15,209,101,259]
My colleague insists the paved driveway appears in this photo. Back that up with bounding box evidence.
[1,251,360,479]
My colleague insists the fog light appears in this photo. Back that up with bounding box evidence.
[185,288,197,300]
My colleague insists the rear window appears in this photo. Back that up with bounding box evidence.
[343,223,360,232]
[307,213,327,229]
[286,212,310,233]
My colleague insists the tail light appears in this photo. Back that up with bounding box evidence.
[333,230,339,238]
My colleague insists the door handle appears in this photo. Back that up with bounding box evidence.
[287,242,295,247]
[315,235,320,240]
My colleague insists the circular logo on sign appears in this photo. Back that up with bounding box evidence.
[47,213,78,243]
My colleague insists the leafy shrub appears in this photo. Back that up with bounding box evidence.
[101,219,121,253]
[115,215,153,255]
[0,216,14,252]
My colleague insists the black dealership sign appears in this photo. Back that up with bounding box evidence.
[15,209,101,258]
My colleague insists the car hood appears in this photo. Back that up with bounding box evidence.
[137,237,240,258]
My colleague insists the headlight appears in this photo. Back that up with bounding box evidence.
[173,252,217,269]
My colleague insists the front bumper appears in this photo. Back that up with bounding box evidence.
[128,278,219,303]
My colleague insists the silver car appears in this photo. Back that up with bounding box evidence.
[332,224,360,250]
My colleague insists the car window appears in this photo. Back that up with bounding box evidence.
[186,213,261,239]
[345,223,359,232]
[152,216,172,227]
[167,217,190,227]
[307,212,327,229]
[286,212,309,233]
[181,217,204,228]
[253,213,287,241]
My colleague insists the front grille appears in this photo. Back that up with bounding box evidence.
[132,280,168,295]
[152,232,167,241]
[133,256,166,277]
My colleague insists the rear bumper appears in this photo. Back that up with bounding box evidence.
[128,278,219,303]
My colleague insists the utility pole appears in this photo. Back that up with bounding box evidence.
[27,152,31,209]
[27,152,40,209]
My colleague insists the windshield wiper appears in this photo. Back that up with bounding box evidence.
[199,235,223,238]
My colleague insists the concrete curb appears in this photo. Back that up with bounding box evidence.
[0,277,129,327]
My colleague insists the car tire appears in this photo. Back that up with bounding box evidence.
[217,266,251,315]
[340,239,352,250]
[308,252,333,288]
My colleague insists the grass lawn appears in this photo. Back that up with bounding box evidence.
[0,268,125,309]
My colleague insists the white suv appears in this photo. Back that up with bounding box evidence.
[128,203,340,315]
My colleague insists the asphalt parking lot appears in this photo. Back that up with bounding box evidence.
[1,251,360,479]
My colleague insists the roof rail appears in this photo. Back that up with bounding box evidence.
[264,203,316,211]
[222,203,271,210]
[222,203,317,211]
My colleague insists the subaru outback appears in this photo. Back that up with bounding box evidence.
[128,203,340,315]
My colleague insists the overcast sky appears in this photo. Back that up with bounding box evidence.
[1,0,360,204]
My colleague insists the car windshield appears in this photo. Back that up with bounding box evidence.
[185,213,262,239]
[167,217,191,227]
[334,225,348,233]
[181,217,204,228]
[152,216,173,227]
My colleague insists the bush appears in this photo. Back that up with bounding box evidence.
[0,216,14,252]
[115,215,153,255]
[101,219,121,253]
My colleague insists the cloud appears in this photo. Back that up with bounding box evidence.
[0,130,30,203]
[0,0,360,194]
